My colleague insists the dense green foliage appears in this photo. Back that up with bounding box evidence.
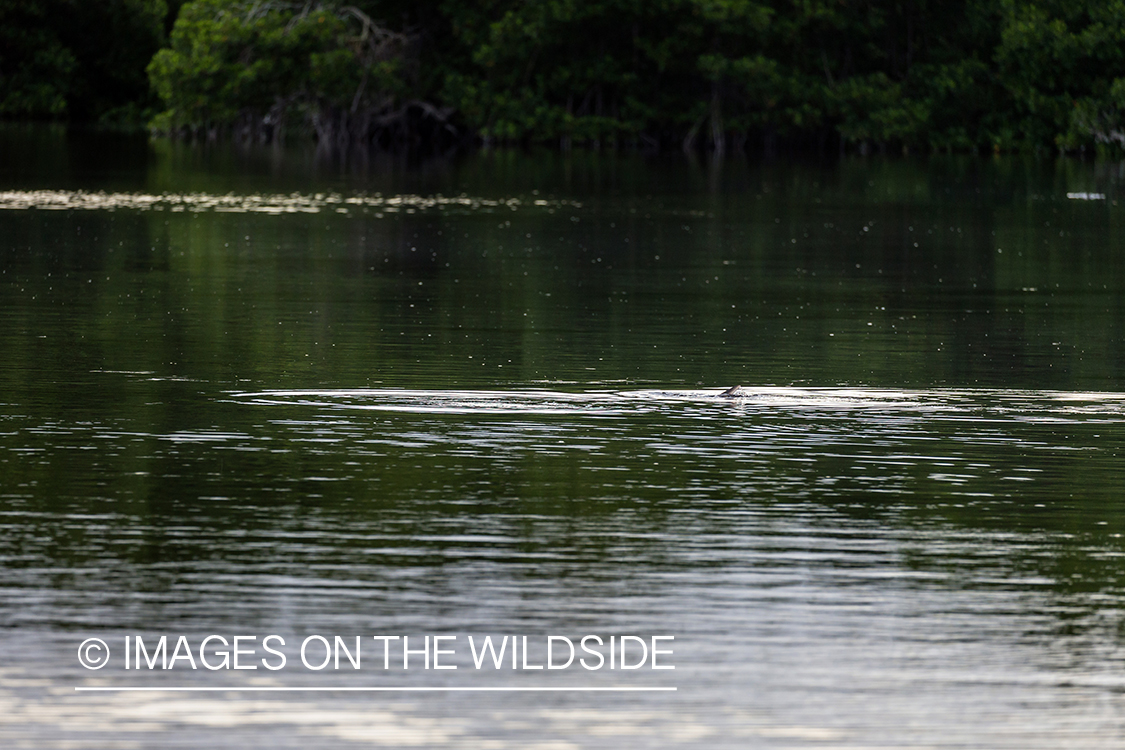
[9,0,1125,151]
[433,0,1012,151]
[0,0,167,124]
[146,1,452,145]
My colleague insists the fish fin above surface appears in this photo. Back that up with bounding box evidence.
[720,385,744,398]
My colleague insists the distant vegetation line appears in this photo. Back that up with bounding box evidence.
[5,0,1125,154]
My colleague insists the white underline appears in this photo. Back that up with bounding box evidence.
[75,686,676,693]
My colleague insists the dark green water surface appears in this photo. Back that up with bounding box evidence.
[2,127,1125,748]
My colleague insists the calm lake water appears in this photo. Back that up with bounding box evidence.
[2,126,1125,748]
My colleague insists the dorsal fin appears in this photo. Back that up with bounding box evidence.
[720,385,744,397]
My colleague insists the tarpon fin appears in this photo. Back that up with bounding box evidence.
[720,385,744,398]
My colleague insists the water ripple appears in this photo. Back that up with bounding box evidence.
[224,386,1125,423]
